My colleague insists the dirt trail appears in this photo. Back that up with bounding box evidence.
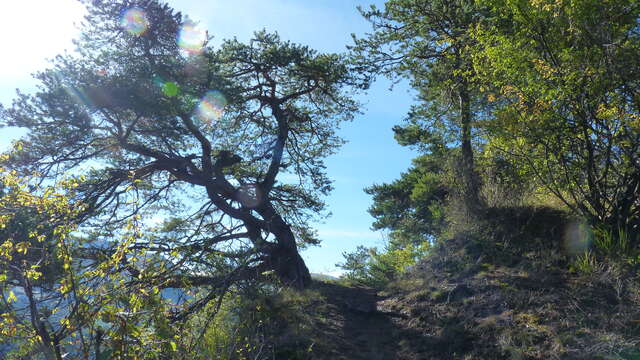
[311,281,409,360]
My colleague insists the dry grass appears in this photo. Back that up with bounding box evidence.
[371,206,640,359]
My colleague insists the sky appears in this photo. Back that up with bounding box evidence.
[0,0,417,276]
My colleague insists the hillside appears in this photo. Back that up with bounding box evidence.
[375,236,640,359]
[272,207,640,359]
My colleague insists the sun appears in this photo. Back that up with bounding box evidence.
[0,0,85,79]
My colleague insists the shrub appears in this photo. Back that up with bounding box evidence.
[186,282,321,360]
[337,237,430,289]
[570,251,600,275]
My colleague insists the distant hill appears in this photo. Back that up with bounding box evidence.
[310,273,341,281]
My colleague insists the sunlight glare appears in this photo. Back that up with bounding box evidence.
[52,72,95,110]
[152,75,180,97]
[195,90,228,125]
[563,221,593,256]
[120,7,150,35]
[0,0,85,79]
[177,20,207,53]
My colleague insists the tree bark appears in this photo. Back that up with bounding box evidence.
[267,239,312,289]
[458,83,482,213]
[258,206,312,288]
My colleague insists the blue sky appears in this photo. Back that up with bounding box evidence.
[0,0,417,276]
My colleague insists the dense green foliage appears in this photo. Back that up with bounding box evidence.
[366,141,450,242]
[342,0,640,287]
[473,0,640,236]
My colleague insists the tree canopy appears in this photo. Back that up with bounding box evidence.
[0,0,362,356]
[473,0,640,234]
[2,0,360,289]
[351,0,487,210]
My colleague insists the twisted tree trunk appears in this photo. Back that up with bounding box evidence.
[257,205,312,288]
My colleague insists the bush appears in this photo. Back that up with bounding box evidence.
[570,251,601,275]
[337,237,430,289]
[477,153,535,208]
[186,282,321,360]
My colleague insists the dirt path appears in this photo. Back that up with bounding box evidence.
[311,281,408,360]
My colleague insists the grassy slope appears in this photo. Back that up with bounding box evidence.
[277,206,640,359]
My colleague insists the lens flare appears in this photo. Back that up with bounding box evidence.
[65,86,94,110]
[120,7,149,36]
[196,90,228,125]
[54,72,95,109]
[237,184,263,208]
[152,75,165,88]
[151,75,180,97]
[177,21,207,53]
[563,221,593,256]
[162,82,179,97]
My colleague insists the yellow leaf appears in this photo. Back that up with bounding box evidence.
[16,242,29,255]
[7,291,17,303]
[26,270,42,280]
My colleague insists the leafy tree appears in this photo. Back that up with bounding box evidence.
[365,139,450,244]
[0,162,87,359]
[342,138,445,288]
[1,0,360,294]
[337,246,371,284]
[351,0,488,210]
[473,0,640,239]
[0,163,197,359]
[342,0,490,287]
[338,121,448,288]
